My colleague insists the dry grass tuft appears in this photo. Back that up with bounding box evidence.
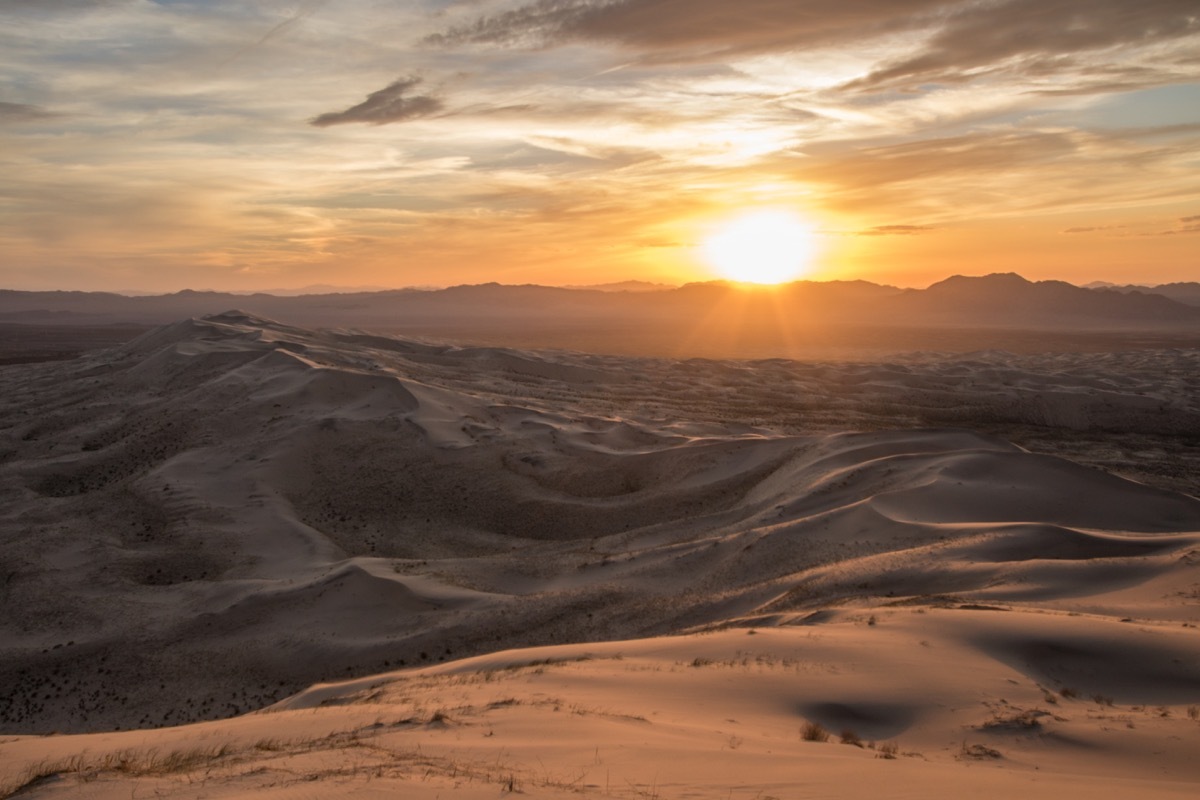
[839,729,864,747]
[1,743,235,799]
[801,721,830,742]
[960,742,1003,760]
[981,709,1046,732]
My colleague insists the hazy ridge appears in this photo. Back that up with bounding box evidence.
[3,273,1198,332]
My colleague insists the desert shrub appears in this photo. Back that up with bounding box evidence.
[960,742,1002,759]
[801,721,830,742]
[877,742,899,759]
[981,710,1045,732]
[839,729,863,747]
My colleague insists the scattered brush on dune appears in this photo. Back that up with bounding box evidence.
[4,619,1198,798]
[0,312,1198,739]
[1,744,234,799]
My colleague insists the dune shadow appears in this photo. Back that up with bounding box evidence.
[796,700,919,740]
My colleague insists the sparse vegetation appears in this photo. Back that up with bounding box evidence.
[981,709,1047,732]
[801,721,830,742]
[1,743,235,799]
[4,294,1200,800]
[839,729,864,747]
[960,742,1002,760]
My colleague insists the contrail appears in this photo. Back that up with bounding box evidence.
[217,0,329,70]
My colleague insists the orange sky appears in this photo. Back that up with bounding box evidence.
[1,1,1198,292]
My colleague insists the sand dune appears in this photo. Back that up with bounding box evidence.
[2,617,1198,798]
[1,313,1198,797]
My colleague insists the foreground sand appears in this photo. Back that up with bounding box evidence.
[1,312,1198,797]
[3,613,1199,798]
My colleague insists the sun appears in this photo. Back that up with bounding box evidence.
[702,209,817,285]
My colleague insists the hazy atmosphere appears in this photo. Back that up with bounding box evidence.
[2,0,1198,291]
[3,4,1200,800]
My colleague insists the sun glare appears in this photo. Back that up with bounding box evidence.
[702,210,816,285]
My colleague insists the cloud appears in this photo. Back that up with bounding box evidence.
[850,0,1200,90]
[776,126,1198,219]
[0,101,55,123]
[219,0,329,68]
[0,0,129,14]
[798,130,1079,191]
[1061,224,1128,234]
[1150,215,1200,235]
[859,224,934,235]
[310,77,444,127]
[1066,216,1200,236]
[427,0,1200,93]
[425,0,947,60]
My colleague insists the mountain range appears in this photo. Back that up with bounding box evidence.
[2,273,1197,360]
[1085,281,1200,306]
[3,273,1196,327]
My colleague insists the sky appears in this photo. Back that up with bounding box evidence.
[1,0,1198,292]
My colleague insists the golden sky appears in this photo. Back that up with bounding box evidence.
[1,0,1198,292]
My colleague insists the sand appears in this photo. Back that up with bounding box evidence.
[0,311,1197,798]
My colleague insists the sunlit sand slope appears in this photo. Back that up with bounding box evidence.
[0,312,1196,749]
[2,618,1199,799]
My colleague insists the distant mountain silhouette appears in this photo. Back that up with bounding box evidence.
[897,273,1199,323]
[1088,281,1200,307]
[562,280,674,292]
[2,274,1197,336]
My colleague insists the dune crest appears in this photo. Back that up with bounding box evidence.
[1,314,1198,797]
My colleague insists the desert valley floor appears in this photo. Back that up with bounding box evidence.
[1,312,1198,798]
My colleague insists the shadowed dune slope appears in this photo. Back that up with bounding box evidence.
[0,313,1197,738]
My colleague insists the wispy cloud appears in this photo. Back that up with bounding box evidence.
[425,0,946,60]
[0,0,128,13]
[860,224,935,236]
[849,0,1200,90]
[1062,225,1128,234]
[1151,214,1200,235]
[2,0,1198,290]
[310,77,444,127]
[0,101,55,123]
[219,0,329,68]
[427,0,1200,92]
